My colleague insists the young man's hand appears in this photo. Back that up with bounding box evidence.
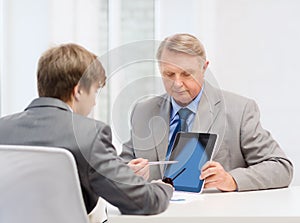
[127,158,150,180]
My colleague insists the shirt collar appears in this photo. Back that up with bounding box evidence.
[67,104,73,112]
[170,84,204,120]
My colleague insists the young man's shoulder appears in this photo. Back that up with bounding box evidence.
[71,112,108,130]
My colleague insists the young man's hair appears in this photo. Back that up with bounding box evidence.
[156,33,207,63]
[37,43,105,102]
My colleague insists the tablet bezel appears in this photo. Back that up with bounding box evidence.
[164,132,218,193]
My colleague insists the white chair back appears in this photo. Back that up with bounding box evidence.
[0,145,90,223]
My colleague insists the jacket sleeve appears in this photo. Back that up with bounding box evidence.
[88,124,173,215]
[229,99,293,191]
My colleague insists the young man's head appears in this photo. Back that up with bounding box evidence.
[157,33,209,107]
[37,43,106,116]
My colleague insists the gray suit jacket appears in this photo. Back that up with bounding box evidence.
[0,97,173,215]
[121,81,293,191]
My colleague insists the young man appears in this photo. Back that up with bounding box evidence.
[121,33,293,192]
[0,44,173,218]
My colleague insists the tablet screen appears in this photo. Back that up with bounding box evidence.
[164,132,217,193]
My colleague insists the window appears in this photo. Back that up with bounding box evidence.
[95,0,164,150]
[0,0,3,116]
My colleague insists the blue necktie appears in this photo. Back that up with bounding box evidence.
[178,108,192,132]
[166,108,192,159]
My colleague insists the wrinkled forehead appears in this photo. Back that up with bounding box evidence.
[159,50,202,72]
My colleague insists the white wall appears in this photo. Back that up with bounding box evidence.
[1,0,49,116]
[0,0,105,116]
[157,0,300,185]
[0,0,3,114]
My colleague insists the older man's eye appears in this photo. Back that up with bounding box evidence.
[182,72,191,77]
[164,72,174,77]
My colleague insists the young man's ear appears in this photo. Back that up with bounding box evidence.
[73,84,81,101]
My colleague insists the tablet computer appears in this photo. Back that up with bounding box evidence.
[164,132,218,193]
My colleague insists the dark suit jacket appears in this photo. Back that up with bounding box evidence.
[121,81,293,191]
[0,97,173,214]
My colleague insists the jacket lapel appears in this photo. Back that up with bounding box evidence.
[192,81,222,133]
[152,94,171,177]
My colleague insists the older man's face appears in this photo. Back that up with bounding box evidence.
[159,49,207,107]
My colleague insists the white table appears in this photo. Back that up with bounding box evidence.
[107,186,300,223]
